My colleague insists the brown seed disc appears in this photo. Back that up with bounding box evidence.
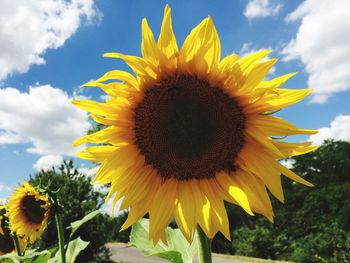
[134,74,245,180]
[0,225,15,254]
[21,195,46,224]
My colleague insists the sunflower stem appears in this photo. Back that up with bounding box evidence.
[55,213,66,263]
[12,232,22,257]
[197,225,212,263]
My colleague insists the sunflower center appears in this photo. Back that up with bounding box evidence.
[21,195,46,224]
[134,74,245,180]
[0,227,15,254]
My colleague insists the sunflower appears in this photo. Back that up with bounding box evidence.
[0,206,26,255]
[0,206,4,236]
[0,215,16,256]
[7,181,51,244]
[0,205,6,239]
[73,5,317,244]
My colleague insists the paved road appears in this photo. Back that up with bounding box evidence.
[107,243,288,263]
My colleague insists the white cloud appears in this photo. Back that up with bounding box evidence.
[33,155,63,171]
[280,159,295,169]
[244,0,282,19]
[99,94,111,102]
[0,84,91,156]
[101,196,124,216]
[0,130,26,144]
[239,43,276,75]
[79,165,99,178]
[0,184,13,204]
[309,115,350,145]
[0,0,101,81]
[282,0,350,103]
[0,184,13,193]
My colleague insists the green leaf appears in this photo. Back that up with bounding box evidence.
[68,210,100,238]
[0,250,51,263]
[0,254,17,263]
[130,219,198,263]
[65,237,89,263]
[166,228,198,263]
[48,237,89,263]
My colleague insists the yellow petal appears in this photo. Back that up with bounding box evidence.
[158,4,178,59]
[248,115,317,137]
[103,52,158,80]
[277,162,314,187]
[238,146,284,202]
[246,126,284,158]
[95,70,139,90]
[237,50,272,76]
[239,59,278,93]
[77,145,119,162]
[217,53,240,73]
[73,126,131,146]
[72,99,117,116]
[122,197,153,231]
[81,81,131,98]
[141,18,160,65]
[180,17,220,75]
[175,181,196,242]
[248,88,312,113]
[254,72,297,92]
[200,179,231,240]
[232,170,274,222]
[208,53,239,84]
[120,167,159,210]
[273,141,318,157]
[215,172,254,216]
[149,179,178,245]
[191,180,213,238]
[226,50,269,86]
[94,145,140,184]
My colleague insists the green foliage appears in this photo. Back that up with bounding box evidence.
[69,210,100,239]
[28,160,115,263]
[130,219,198,263]
[46,237,89,263]
[64,237,89,263]
[0,236,90,263]
[107,211,130,243]
[212,140,350,262]
[0,250,51,263]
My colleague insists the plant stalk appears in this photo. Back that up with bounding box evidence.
[197,225,212,263]
[55,213,66,263]
[12,232,22,257]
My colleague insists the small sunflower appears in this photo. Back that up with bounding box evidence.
[0,206,4,236]
[73,5,317,243]
[0,205,6,240]
[0,215,15,256]
[0,206,25,255]
[7,181,51,244]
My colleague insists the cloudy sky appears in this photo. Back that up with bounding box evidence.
[1,0,349,203]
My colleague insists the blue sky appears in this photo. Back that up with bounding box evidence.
[1,0,350,202]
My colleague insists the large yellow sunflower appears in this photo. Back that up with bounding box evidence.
[73,5,317,244]
[7,181,51,244]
